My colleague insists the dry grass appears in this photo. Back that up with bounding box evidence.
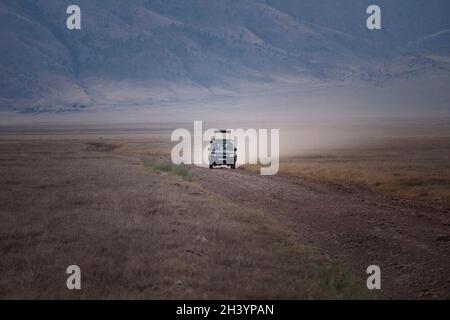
[274,137,450,207]
[0,138,372,299]
[116,135,171,157]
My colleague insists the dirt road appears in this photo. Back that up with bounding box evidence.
[187,166,450,299]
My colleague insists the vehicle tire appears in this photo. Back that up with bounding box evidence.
[209,164,214,169]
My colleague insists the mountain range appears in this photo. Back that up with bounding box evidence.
[1,0,450,112]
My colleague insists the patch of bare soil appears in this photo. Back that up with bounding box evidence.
[85,142,120,152]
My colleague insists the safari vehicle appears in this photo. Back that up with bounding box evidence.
[209,130,237,169]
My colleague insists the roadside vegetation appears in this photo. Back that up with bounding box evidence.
[143,160,191,180]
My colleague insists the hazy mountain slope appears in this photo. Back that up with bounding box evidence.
[0,0,89,109]
[261,0,450,47]
[0,0,449,111]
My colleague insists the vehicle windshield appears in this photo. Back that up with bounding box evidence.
[211,139,234,151]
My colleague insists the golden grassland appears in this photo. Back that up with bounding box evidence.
[272,137,450,207]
